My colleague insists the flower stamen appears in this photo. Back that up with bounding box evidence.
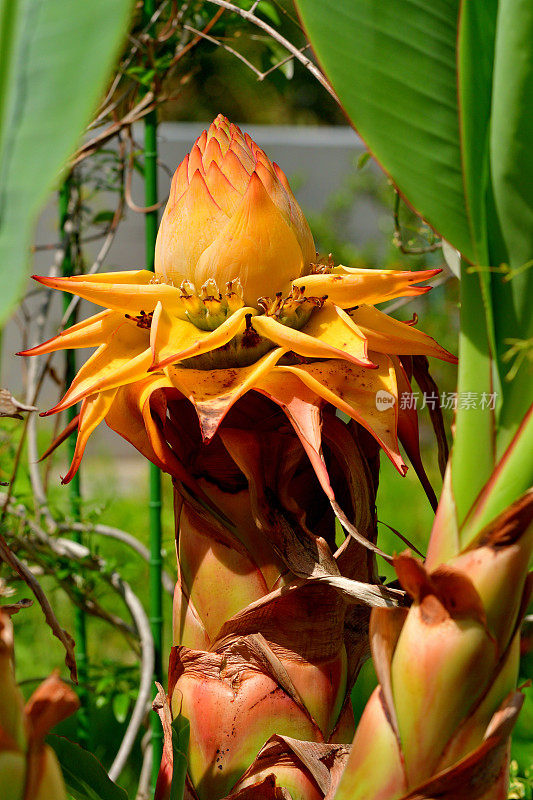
[309,252,335,274]
[125,310,153,329]
[242,313,262,349]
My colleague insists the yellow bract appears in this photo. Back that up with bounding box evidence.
[23,265,455,485]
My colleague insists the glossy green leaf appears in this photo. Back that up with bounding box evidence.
[0,0,134,324]
[296,0,533,539]
[456,0,497,267]
[295,0,475,262]
[169,715,190,800]
[450,267,494,526]
[489,0,533,463]
[454,0,533,537]
[48,734,128,800]
[449,1,498,525]
[461,407,533,539]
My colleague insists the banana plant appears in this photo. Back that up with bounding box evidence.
[295,0,533,796]
[22,116,456,799]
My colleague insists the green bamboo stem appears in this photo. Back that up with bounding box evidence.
[143,0,164,787]
[59,177,89,747]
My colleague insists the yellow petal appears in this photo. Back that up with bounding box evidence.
[302,303,371,365]
[150,303,255,370]
[35,269,153,285]
[166,347,286,441]
[42,322,151,415]
[202,135,224,170]
[252,311,374,367]
[61,389,118,484]
[187,143,205,179]
[17,310,123,356]
[278,355,407,474]
[169,154,189,204]
[193,172,305,306]
[229,137,255,173]
[219,147,250,194]
[254,160,291,224]
[34,273,183,317]
[352,304,458,362]
[208,117,231,154]
[196,129,208,153]
[229,120,249,151]
[293,268,440,308]
[155,169,228,287]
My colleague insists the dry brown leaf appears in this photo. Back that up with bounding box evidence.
[0,388,37,419]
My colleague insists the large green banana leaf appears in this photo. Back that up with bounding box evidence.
[0,0,134,325]
[295,0,533,535]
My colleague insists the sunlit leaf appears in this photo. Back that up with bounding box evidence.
[296,0,533,535]
[295,0,474,261]
[112,692,130,724]
[169,715,190,800]
[0,0,134,323]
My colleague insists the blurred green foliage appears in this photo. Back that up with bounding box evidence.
[159,0,345,125]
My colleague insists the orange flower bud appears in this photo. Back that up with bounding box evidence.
[155,114,316,306]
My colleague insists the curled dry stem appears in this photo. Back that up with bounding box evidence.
[0,522,77,681]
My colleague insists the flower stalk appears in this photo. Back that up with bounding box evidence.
[335,488,532,800]
[141,0,164,783]
[59,175,89,747]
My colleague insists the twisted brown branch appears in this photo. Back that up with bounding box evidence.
[203,0,339,101]
[0,516,77,681]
